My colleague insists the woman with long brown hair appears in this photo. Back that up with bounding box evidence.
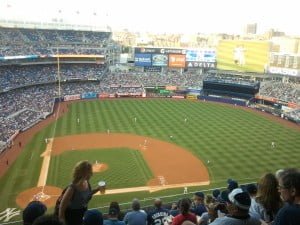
[249,173,283,224]
[58,160,105,225]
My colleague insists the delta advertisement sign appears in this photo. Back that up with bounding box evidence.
[185,49,216,68]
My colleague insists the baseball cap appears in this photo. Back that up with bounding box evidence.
[194,191,205,198]
[212,189,220,199]
[228,188,251,210]
[246,183,258,195]
[227,179,238,192]
[22,201,47,225]
[83,209,103,225]
[218,190,230,203]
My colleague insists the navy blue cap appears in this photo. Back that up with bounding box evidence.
[227,179,238,192]
[194,191,205,198]
[218,190,230,203]
[212,189,220,199]
[246,183,258,195]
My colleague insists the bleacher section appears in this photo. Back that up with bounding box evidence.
[0,27,111,56]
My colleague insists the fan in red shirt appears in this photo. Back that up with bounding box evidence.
[171,198,197,225]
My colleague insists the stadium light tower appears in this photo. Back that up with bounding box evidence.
[56,48,61,98]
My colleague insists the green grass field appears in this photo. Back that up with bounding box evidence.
[0,98,299,222]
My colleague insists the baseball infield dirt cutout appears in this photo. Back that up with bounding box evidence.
[16,133,210,208]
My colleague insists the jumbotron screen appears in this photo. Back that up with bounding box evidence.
[217,40,270,73]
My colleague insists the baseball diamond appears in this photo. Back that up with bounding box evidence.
[0,98,299,223]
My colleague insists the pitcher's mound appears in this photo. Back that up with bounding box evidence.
[16,186,62,208]
[92,163,108,173]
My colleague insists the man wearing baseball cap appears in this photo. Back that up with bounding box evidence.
[210,188,261,225]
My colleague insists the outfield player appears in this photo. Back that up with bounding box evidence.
[77,118,80,124]
[271,141,275,148]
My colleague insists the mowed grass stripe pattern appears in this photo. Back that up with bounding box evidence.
[47,149,153,189]
[51,99,300,183]
[0,99,299,211]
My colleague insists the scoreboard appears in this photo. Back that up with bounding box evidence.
[134,47,216,69]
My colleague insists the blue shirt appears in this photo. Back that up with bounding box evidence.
[123,210,147,225]
[104,218,125,225]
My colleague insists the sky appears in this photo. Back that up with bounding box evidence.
[0,0,299,35]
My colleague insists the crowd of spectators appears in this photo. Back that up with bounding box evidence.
[20,168,300,225]
[259,81,300,104]
[101,71,204,88]
[0,64,107,91]
[1,65,299,148]
[0,27,111,56]
[284,109,300,123]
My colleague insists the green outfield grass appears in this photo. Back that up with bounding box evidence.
[0,98,299,221]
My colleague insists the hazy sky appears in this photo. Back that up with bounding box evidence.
[0,0,299,35]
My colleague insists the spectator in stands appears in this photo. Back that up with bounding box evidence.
[83,209,103,225]
[227,179,238,192]
[123,198,147,225]
[103,207,125,225]
[210,188,261,225]
[147,198,170,225]
[58,161,103,225]
[169,202,180,217]
[191,192,207,217]
[23,201,47,225]
[212,189,221,201]
[107,201,124,221]
[104,205,125,225]
[171,198,197,225]
[249,173,283,224]
[246,183,258,199]
[273,169,300,225]
[32,214,63,225]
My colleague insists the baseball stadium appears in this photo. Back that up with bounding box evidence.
[0,14,300,225]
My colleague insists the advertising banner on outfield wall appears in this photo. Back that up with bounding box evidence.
[186,49,216,62]
[168,54,186,68]
[186,61,216,68]
[267,53,300,76]
[152,54,168,66]
[64,94,81,101]
[144,66,162,72]
[99,93,109,98]
[135,47,185,54]
[81,92,97,99]
[134,53,152,67]
[267,67,300,76]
